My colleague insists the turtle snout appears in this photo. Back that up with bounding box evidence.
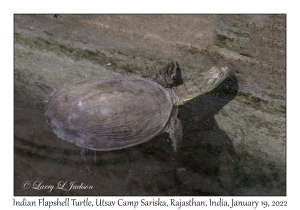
[220,66,229,75]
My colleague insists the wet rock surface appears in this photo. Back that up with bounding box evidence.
[14,14,285,195]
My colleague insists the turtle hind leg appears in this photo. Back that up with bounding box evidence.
[80,148,96,173]
[151,61,183,88]
[35,82,54,95]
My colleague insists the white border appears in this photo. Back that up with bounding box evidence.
[4,0,297,208]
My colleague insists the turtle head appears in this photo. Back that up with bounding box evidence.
[199,66,229,94]
[171,66,230,105]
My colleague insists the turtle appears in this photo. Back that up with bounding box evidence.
[36,61,229,172]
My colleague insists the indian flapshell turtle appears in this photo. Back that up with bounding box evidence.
[36,61,229,171]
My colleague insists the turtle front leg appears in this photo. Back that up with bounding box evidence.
[167,115,183,152]
[166,107,183,152]
[152,61,183,88]
[80,148,96,173]
[165,61,183,88]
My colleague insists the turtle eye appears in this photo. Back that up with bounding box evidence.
[219,73,223,77]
